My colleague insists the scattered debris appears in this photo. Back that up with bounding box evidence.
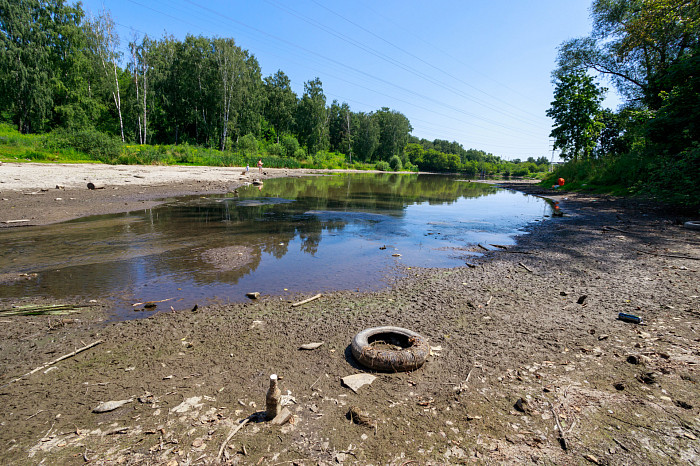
[132,298,173,307]
[341,374,377,393]
[2,219,30,224]
[2,340,103,388]
[217,417,251,461]
[271,407,293,425]
[291,293,322,307]
[347,406,377,430]
[636,371,658,385]
[518,262,533,273]
[0,303,89,316]
[299,342,324,350]
[577,295,588,305]
[86,182,104,190]
[514,397,530,413]
[246,292,261,300]
[93,398,133,413]
[618,313,643,324]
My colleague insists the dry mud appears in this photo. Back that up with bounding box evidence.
[0,163,699,465]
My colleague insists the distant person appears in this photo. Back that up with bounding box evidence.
[246,164,249,172]
[257,158,263,174]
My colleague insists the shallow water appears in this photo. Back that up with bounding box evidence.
[0,174,552,319]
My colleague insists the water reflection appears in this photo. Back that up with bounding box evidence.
[0,174,551,319]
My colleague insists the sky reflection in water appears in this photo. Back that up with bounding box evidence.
[0,174,552,319]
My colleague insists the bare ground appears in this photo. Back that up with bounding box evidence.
[0,163,699,465]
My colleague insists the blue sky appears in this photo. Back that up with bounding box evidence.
[79,0,614,161]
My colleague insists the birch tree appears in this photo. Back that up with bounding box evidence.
[212,38,244,151]
[129,34,153,144]
[85,8,125,141]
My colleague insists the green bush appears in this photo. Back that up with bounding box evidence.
[266,143,282,157]
[389,155,403,171]
[46,129,122,162]
[375,160,390,171]
[281,134,300,158]
[237,134,258,156]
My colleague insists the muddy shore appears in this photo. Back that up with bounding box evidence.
[0,163,699,465]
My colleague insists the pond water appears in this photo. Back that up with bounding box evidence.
[0,174,552,319]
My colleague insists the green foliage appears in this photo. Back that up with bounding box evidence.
[45,128,122,162]
[547,71,606,160]
[375,160,390,171]
[293,147,307,160]
[389,155,403,171]
[237,133,258,156]
[280,133,300,158]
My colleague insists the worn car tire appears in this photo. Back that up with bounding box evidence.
[684,221,700,230]
[351,326,430,372]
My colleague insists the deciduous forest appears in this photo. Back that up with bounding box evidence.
[1,0,698,209]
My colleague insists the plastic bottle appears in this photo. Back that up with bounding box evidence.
[266,374,281,420]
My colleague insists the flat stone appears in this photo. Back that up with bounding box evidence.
[341,374,377,393]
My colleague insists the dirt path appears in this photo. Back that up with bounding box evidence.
[0,163,699,465]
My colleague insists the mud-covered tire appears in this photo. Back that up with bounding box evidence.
[351,326,430,372]
[684,221,700,230]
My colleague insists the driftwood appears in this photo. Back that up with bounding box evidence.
[549,402,568,451]
[87,182,105,190]
[2,340,103,388]
[635,249,700,261]
[518,262,533,273]
[217,417,251,461]
[477,244,490,251]
[2,219,30,224]
[0,303,90,316]
[132,298,174,307]
[291,293,322,307]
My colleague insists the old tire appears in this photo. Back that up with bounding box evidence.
[351,326,430,372]
[684,221,700,230]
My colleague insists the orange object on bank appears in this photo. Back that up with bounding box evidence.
[557,178,565,186]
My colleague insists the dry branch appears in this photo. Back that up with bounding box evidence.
[2,340,104,388]
[518,262,533,273]
[217,417,250,461]
[291,293,322,308]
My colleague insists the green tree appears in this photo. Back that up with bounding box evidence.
[373,107,412,161]
[547,72,607,160]
[263,70,297,142]
[296,78,328,155]
[351,111,379,162]
[555,0,700,109]
[1,0,55,132]
[328,100,352,156]
[85,7,126,140]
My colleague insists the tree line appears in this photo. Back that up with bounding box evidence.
[0,0,549,175]
[547,0,699,209]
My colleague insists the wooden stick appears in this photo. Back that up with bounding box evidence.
[291,293,322,308]
[309,374,323,390]
[132,297,174,307]
[490,244,508,250]
[217,417,250,461]
[518,262,533,273]
[635,249,700,261]
[2,219,30,224]
[2,340,103,388]
[549,402,568,451]
[477,244,490,251]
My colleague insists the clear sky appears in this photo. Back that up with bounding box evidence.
[79,0,613,161]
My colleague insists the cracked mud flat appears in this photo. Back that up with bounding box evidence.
[0,163,699,465]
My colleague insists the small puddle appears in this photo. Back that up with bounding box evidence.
[0,174,552,320]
